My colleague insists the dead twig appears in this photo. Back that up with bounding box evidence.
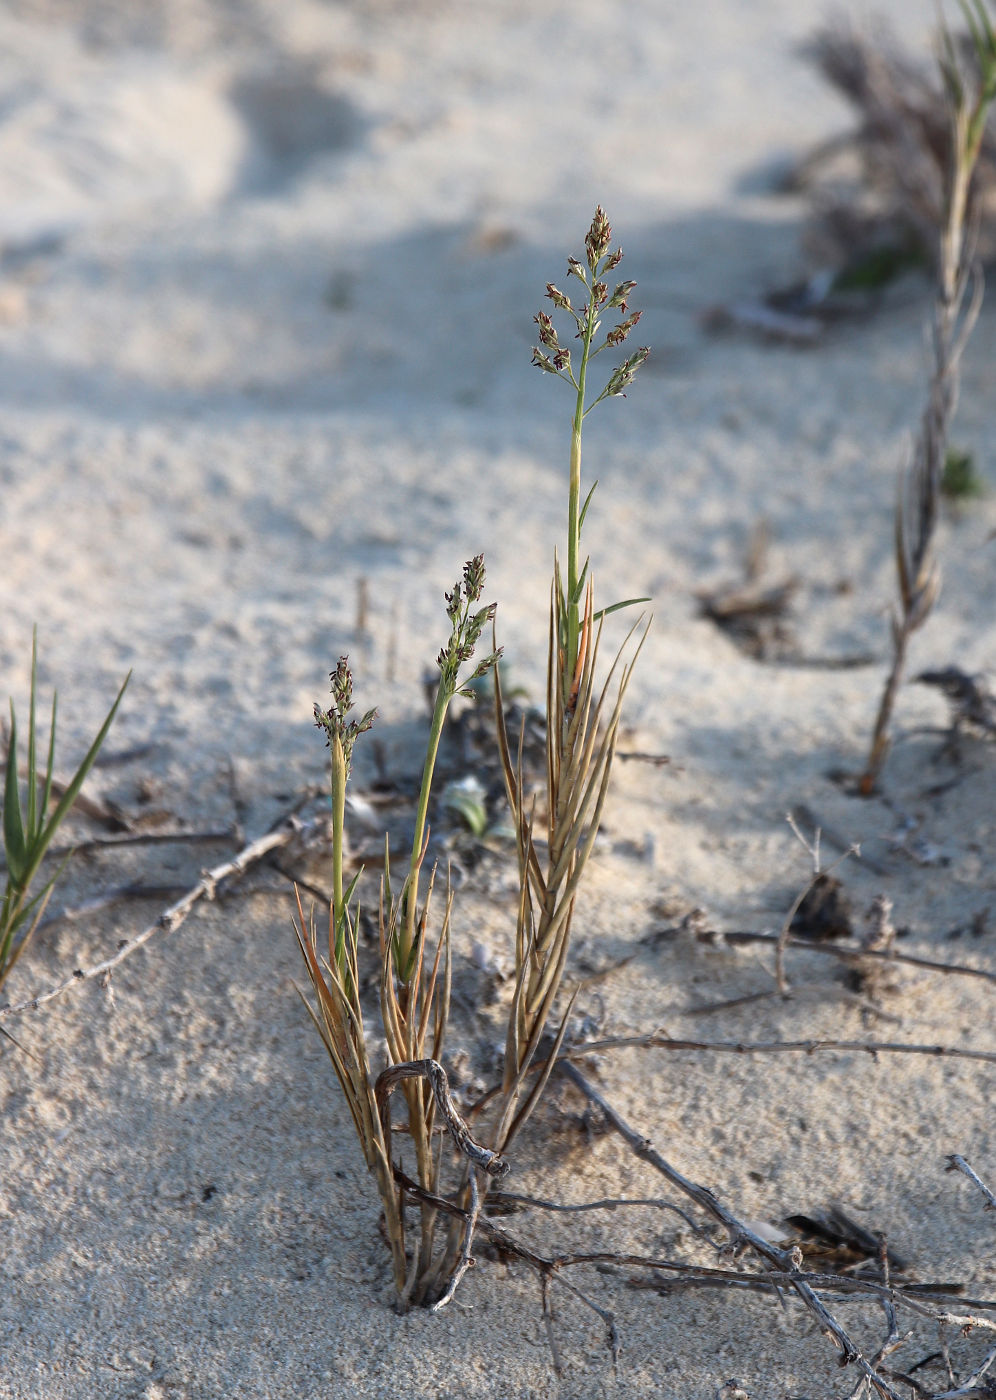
[559,1060,987,1398]
[488,1188,707,1237]
[946,1155,996,1211]
[375,1058,510,1183]
[393,1160,996,1387]
[848,1234,907,1400]
[656,925,996,987]
[564,1032,996,1068]
[930,1344,996,1398]
[0,807,319,1024]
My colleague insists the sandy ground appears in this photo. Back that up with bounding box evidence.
[1,2,994,1397]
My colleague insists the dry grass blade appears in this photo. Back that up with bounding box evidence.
[293,883,408,1291]
[493,596,648,1153]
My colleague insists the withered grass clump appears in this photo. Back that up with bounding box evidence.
[294,208,649,1309]
[860,1,996,793]
[801,7,996,271]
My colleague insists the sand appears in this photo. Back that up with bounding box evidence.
[0,2,994,1397]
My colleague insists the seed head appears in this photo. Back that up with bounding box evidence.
[532,348,559,374]
[585,207,612,268]
[602,247,623,273]
[545,282,573,312]
[463,554,487,602]
[605,345,650,396]
[567,256,587,284]
[314,656,376,778]
[607,280,637,311]
[605,309,643,348]
[533,310,560,349]
[469,648,503,682]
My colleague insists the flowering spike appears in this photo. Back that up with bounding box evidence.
[546,282,573,312]
[604,309,643,349]
[605,345,650,397]
[584,207,612,268]
[533,310,560,349]
[463,554,487,602]
[314,656,377,780]
[607,280,637,311]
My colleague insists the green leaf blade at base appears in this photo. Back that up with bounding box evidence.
[3,704,27,888]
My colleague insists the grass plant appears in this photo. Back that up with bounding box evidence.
[295,208,648,1309]
[1,632,129,994]
[860,0,996,793]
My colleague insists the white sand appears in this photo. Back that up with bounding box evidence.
[1,2,994,1397]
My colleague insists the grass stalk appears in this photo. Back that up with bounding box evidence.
[489,208,650,1152]
[300,574,499,1307]
[860,1,996,793]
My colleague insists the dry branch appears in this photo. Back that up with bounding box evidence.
[565,1032,996,1068]
[0,807,318,1024]
[946,1155,996,1211]
[558,1060,991,1399]
[667,925,996,987]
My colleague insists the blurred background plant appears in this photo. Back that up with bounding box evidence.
[859,0,996,793]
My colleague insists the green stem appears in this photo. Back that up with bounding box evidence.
[330,735,347,962]
[397,677,451,983]
[566,300,596,694]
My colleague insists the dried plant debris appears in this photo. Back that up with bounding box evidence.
[783,1204,909,1277]
[858,5,995,793]
[697,577,799,657]
[917,666,996,739]
[696,523,799,659]
[789,872,855,941]
[798,21,996,270]
[845,893,904,1001]
[702,249,925,343]
[708,16,996,344]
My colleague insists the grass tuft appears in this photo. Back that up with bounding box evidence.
[295,208,648,1308]
[1,631,129,996]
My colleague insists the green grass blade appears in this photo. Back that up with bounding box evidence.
[26,672,130,891]
[41,693,58,829]
[577,480,598,534]
[3,703,28,887]
[2,872,58,972]
[593,595,651,621]
[343,869,362,908]
[569,560,590,607]
[26,632,38,838]
[960,0,985,56]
